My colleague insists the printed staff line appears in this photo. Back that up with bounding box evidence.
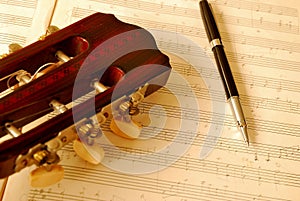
[128,101,299,138]
[98,120,300,163]
[0,13,32,27]
[217,136,300,162]
[227,51,300,72]
[233,73,299,93]
[138,102,300,138]
[169,127,300,162]
[240,95,300,114]
[172,61,298,93]
[221,32,300,54]
[63,172,207,201]
[91,0,200,19]
[119,16,300,54]
[0,33,26,45]
[92,0,298,18]
[166,84,299,114]
[27,196,61,201]
[237,117,299,137]
[212,0,298,17]
[71,7,300,56]
[62,144,300,189]
[73,5,298,35]
[63,166,292,201]
[171,61,300,94]
[28,190,104,201]
[145,126,300,162]
[93,0,299,33]
[0,0,37,9]
[71,8,300,53]
[160,82,300,114]
[157,40,300,72]
[95,145,300,188]
[216,13,299,34]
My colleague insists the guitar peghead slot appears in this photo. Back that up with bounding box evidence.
[0,12,172,183]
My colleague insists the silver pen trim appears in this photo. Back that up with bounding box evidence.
[228,96,249,145]
[210,38,222,49]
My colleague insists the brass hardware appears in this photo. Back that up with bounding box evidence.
[39,25,60,40]
[77,119,101,145]
[93,81,108,93]
[117,84,148,116]
[8,43,23,53]
[46,25,60,35]
[0,53,8,59]
[50,99,68,114]
[15,70,31,85]
[5,123,21,138]
[15,126,78,172]
[55,50,71,62]
[0,43,22,59]
[109,84,149,139]
[33,150,49,165]
[15,144,45,172]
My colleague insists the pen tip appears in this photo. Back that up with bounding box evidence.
[240,126,249,146]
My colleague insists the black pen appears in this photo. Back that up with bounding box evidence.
[199,0,249,145]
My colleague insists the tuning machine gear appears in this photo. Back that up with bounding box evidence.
[0,43,23,59]
[0,13,172,188]
[110,84,149,139]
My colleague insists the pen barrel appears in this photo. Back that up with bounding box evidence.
[212,46,239,99]
[199,0,221,42]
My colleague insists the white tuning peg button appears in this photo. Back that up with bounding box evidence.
[73,139,104,165]
[110,117,142,139]
[30,164,64,188]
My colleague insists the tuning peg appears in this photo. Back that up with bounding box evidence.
[30,164,64,188]
[73,139,104,165]
[39,25,60,40]
[0,43,23,59]
[109,85,151,139]
[8,43,23,53]
[110,116,142,139]
[46,25,60,35]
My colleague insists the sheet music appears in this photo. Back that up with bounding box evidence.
[0,0,56,54]
[2,0,300,200]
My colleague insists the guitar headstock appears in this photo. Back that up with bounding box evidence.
[0,13,171,187]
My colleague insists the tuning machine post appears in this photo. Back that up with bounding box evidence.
[39,25,60,40]
[69,80,110,165]
[109,84,150,139]
[0,43,23,59]
[72,117,105,165]
[0,25,71,97]
[0,13,172,188]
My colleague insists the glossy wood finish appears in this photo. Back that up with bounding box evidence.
[0,13,171,178]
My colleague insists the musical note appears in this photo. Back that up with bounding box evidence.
[1,0,300,201]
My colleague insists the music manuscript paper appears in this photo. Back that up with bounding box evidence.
[1,0,300,200]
